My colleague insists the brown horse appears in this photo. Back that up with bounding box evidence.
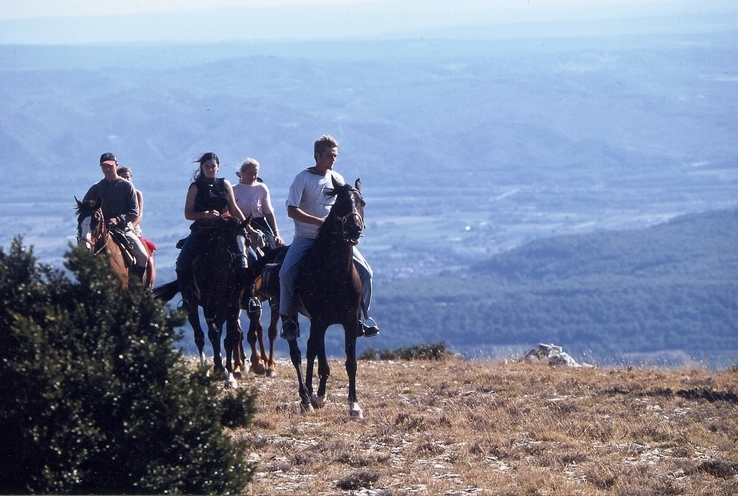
[154,217,251,387]
[239,245,287,377]
[288,177,367,418]
[75,196,155,290]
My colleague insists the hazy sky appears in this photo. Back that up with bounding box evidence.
[1,0,735,44]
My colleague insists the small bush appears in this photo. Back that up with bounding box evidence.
[359,341,455,361]
[0,238,256,494]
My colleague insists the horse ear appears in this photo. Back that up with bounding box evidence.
[332,175,341,189]
[74,196,83,207]
[94,196,103,210]
[354,178,361,192]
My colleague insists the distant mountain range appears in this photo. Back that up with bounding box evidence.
[367,208,738,367]
[0,33,736,366]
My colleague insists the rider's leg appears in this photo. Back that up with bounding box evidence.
[353,248,379,337]
[278,237,314,340]
[125,229,149,284]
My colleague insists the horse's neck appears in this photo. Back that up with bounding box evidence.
[311,235,354,272]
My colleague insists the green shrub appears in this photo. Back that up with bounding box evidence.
[0,238,256,494]
[359,342,455,361]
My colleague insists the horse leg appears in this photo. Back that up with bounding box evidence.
[344,323,363,419]
[287,338,312,413]
[229,318,245,377]
[306,321,329,409]
[188,306,207,367]
[205,315,225,376]
[246,307,266,375]
[223,314,240,388]
[265,297,280,377]
[315,326,331,410]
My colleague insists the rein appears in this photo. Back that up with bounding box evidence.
[77,209,109,255]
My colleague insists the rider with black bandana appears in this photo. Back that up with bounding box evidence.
[176,152,248,309]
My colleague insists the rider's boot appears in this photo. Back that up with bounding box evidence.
[280,314,300,341]
[130,264,146,285]
[176,269,192,311]
[360,318,380,338]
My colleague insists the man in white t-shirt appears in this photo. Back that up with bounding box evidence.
[278,135,379,340]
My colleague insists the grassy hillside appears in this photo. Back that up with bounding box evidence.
[369,209,738,366]
[241,355,738,494]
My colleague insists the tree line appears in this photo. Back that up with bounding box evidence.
[370,209,738,363]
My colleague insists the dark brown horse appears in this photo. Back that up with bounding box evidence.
[75,196,155,290]
[288,177,367,418]
[154,217,250,387]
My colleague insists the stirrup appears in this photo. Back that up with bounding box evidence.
[248,297,262,313]
[360,318,379,338]
[280,320,300,341]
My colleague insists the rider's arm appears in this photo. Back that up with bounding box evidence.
[116,184,139,226]
[264,212,285,246]
[225,182,246,222]
[184,184,220,221]
[131,190,143,228]
[287,205,323,227]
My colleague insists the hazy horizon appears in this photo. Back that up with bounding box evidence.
[1,0,736,45]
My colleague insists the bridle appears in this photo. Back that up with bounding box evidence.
[77,207,109,255]
[332,187,365,245]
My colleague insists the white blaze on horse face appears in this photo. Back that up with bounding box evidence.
[78,217,93,248]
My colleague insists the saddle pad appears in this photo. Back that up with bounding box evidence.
[260,263,281,298]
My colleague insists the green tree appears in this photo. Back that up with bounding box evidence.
[0,237,256,494]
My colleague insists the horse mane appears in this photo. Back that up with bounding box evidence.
[315,183,354,240]
[75,196,103,218]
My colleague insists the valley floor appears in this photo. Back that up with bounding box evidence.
[221,357,738,495]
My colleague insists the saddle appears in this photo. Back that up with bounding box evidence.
[256,245,287,299]
[109,228,136,268]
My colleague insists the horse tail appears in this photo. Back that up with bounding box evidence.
[153,280,180,302]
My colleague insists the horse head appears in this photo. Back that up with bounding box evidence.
[201,217,253,269]
[324,177,365,246]
[75,196,106,251]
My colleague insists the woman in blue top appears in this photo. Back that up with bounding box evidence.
[176,152,247,309]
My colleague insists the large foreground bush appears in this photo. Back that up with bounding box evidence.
[0,238,256,494]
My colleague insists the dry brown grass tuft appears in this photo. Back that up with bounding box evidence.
[230,357,738,495]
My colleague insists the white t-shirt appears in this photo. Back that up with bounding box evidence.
[286,168,345,239]
[233,181,274,219]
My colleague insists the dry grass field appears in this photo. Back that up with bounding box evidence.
[230,355,738,495]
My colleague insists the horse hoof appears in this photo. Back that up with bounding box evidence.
[250,362,267,376]
[225,373,238,389]
[198,352,206,367]
[266,370,277,378]
[310,394,326,409]
[300,401,314,414]
[349,402,364,420]
[233,371,243,380]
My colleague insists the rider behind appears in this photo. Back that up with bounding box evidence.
[175,152,248,310]
[278,135,379,340]
[233,158,285,251]
[83,152,148,282]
